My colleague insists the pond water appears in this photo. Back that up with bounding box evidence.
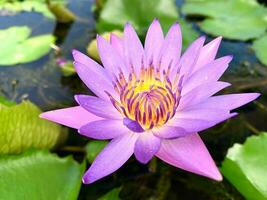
[0,0,267,199]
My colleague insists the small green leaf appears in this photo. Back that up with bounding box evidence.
[86,140,108,163]
[99,187,122,200]
[0,150,85,200]
[0,96,16,107]
[182,0,267,40]
[0,101,62,154]
[0,26,55,65]
[96,0,198,46]
[252,34,267,65]
[221,133,267,200]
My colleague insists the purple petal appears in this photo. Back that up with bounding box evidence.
[123,23,144,76]
[110,33,124,57]
[193,36,222,73]
[175,36,205,79]
[134,132,161,164]
[97,35,129,78]
[179,81,231,110]
[189,93,261,111]
[158,22,182,74]
[123,118,144,133]
[156,133,222,181]
[153,126,187,139]
[72,50,118,100]
[75,95,122,119]
[40,106,101,129]
[82,133,138,184]
[79,119,128,139]
[170,111,237,133]
[182,56,233,94]
[145,19,164,66]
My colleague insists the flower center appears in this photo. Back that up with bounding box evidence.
[106,64,181,131]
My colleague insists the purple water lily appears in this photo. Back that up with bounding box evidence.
[40,19,260,184]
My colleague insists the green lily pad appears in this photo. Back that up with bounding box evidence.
[86,140,108,163]
[0,0,55,18]
[182,0,267,40]
[0,150,85,200]
[99,187,122,200]
[0,101,62,154]
[221,133,267,200]
[252,34,267,66]
[0,96,16,107]
[0,26,55,66]
[96,0,198,47]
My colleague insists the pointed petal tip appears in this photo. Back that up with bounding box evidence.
[82,174,94,184]
[135,156,151,164]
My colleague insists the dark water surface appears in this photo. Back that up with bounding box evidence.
[0,0,267,199]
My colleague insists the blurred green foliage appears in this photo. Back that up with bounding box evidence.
[252,34,267,65]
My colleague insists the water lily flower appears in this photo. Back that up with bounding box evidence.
[40,19,260,184]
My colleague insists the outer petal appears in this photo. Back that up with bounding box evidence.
[72,58,117,100]
[110,33,124,57]
[40,106,101,129]
[156,133,222,181]
[97,35,128,78]
[174,36,205,80]
[193,36,222,73]
[83,133,138,184]
[169,112,237,134]
[189,93,261,111]
[75,95,122,119]
[145,19,164,66]
[182,56,233,94]
[123,23,144,76]
[158,22,182,73]
[79,119,128,139]
[179,81,231,110]
[134,132,161,164]
[153,126,187,139]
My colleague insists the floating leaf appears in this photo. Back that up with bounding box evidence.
[182,0,267,40]
[99,187,122,200]
[96,0,198,46]
[0,0,55,18]
[221,133,267,200]
[86,140,108,163]
[252,34,267,66]
[0,150,85,200]
[0,96,16,107]
[87,30,123,62]
[0,26,55,65]
[0,101,62,154]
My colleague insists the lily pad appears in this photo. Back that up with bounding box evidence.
[0,96,16,107]
[221,133,267,200]
[0,101,62,154]
[182,0,267,40]
[96,0,198,47]
[0,26,55,65]
[0,150,85,200]
[252,34,267,65]
[86,140,108,163]
[0,0,55,18]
